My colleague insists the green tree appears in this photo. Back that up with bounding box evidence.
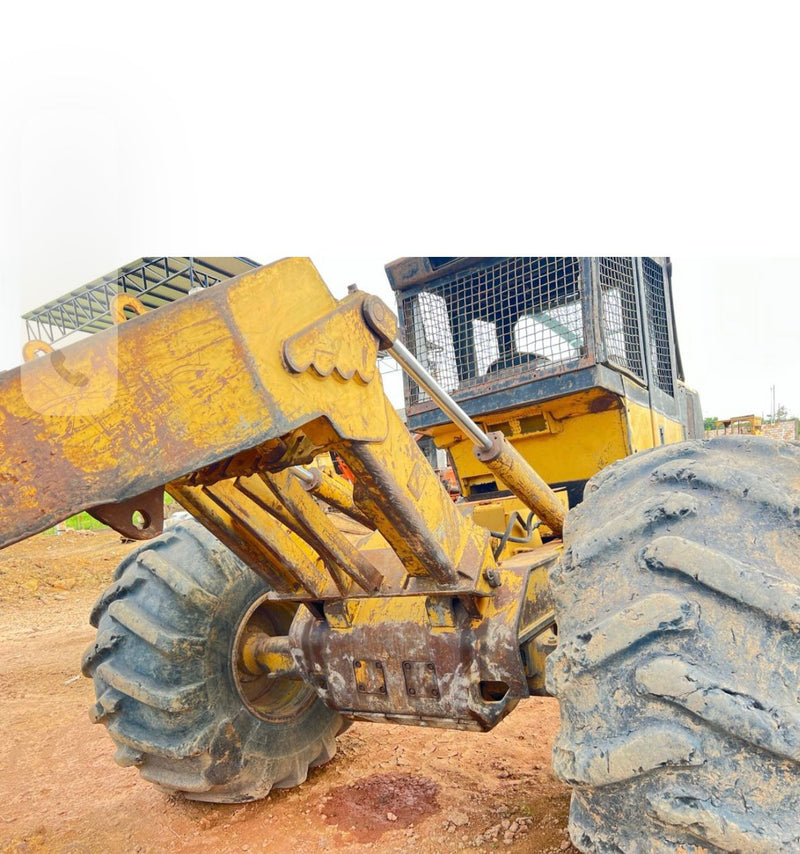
[767,404,790,424]
[704,416,718,431]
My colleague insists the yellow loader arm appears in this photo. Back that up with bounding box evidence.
[1,258,501,598]
[1,257,561,734]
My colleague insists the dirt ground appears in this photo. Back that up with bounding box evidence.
[0,530,578,854]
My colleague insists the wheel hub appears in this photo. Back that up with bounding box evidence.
[232,595,315,723]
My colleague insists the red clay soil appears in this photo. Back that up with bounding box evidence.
[0,530,578,854]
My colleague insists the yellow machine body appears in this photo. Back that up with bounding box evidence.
[0,256,699,732]
[433,389,687,503]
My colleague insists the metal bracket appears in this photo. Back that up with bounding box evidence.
[283,292,396,384]
[88,487,165,540]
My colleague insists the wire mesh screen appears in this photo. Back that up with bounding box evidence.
[598,257,645,380]
[642,258,674,396]
[400,258,583,405]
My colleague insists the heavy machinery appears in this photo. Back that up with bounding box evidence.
[1,257,797,852]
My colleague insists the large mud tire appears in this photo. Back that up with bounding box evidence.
[546,436,800,853]
[82,520,345,803]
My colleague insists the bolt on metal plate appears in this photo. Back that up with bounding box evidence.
[402,660,440,698]
[353,659,387,695]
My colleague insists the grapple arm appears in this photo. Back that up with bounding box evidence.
[0,258,495,600]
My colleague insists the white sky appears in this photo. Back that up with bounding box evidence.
[1,255,797,421]
[1,4,799,423]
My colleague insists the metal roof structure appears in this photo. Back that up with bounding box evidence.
[22,257,260,345]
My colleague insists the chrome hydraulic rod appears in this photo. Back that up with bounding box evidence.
[389,340,494,451]
[290,465,315,485]
[387,339,566,536]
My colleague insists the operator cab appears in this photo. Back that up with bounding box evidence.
[386,257,702,506]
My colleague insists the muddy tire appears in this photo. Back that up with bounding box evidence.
[546,436,800,853]
[82,520,345,803]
